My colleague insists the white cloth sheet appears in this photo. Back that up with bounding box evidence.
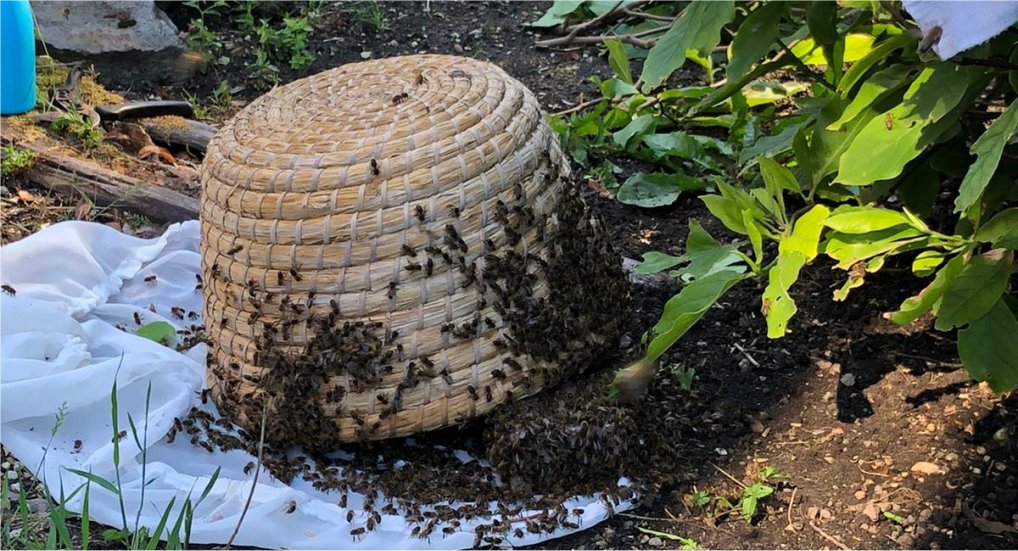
[0,221,632,549]
[903,1,1018,59]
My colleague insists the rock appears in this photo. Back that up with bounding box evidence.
[896,534,915,548]
[862,502,880,522]
[6,470,17,481]
[750,419,765,434]
[648,537,663,547]
[854,490,867,500]
[32,1,182,54]
[360,51,373,59]
[911,461,944,475]
[840,372,857,387]
[27,497,48,514]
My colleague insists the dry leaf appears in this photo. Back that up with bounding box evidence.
[138,145,177,165]
[73,201,93,220]
[910,461,944,475]
[120,122,154,151]
[586,178,613,199]
[16,189,41,204]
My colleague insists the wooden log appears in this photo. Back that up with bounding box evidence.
[140,117,216,153]
[1,137,199,222]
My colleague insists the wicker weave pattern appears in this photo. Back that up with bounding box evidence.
[200,55,624,444]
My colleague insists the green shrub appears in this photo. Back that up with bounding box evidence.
[540,1,1018,392]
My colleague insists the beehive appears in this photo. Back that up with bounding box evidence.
[199,55,630,448]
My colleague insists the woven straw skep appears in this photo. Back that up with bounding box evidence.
[200,54,630,447]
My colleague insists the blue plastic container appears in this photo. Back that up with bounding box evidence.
[1,0,36,115]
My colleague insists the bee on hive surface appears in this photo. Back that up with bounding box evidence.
[288,267,302,282]
[387,281,398,300]
[401,243,416,257]
[484,386,493,402]
[392,92,409,105]
[276,271,285,286]
[404,261,422,272]
[491,369,506,381]
[210,262,221,279]
[448,205,460,218]
[424,257,434,277]
[370,158,380,176]
[414,71,427,86]
[467,385,478,400]
[226,244,243,256]
[414,204,426,222]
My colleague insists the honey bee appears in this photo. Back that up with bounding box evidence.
[244,461,256,475]
[387,281,398,299]
[370,158,380,176]
[424,258,434,277]
[484,386,493,402]
[277,271,285,286]
[350,527,366,541]
[289,267,302,282]
[284,500,297,514]
[171,306,185,320]
[884,112,894,130]
[144,275,157,284]
[226,244,243,256]
[918,25,943,54]
[404,262,422,272]
[338,494,348,508]
[73,439,82,451]
[491,369,506,381]
[414,72,427,86]
[401,243,416,257]
[414,204,426,222]
[1,284,16,296]
[467,385,478,400]
[440,369,453,385]
[200,388,210,404]
[347,510,356,522]
[448,205,460,218]
[392,92,409,105]
[133,312,143,325]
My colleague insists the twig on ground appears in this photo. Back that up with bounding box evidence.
[709,462,747,489]
[786,487,798,532]
[810,521,850,550]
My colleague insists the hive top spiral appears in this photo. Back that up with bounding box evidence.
[203,54,545,198]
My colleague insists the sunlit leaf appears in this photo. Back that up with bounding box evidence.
[604,39,633,84]
[645,270,745,362]
[136,321,177,346]
[935,249,1014,330]
[727,2,784,79]
[761,205,829,337]
[823,206,914,233]
[530,1,584,27]
[976,208,1018,249]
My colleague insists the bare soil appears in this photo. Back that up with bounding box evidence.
[2,2,1015,549]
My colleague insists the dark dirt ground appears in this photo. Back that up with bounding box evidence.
[2,2,1016,550]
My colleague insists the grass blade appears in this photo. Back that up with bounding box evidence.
[64,469,119,496]
[81,482,90,550]
[145,496,176,550]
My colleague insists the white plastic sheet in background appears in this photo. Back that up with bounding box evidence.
[0,221,633,549]
[903,1,1018,59]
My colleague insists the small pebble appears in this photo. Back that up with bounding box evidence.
[648,537,663,547]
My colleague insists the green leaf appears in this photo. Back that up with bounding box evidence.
[687,218,721,253]
[604,39,632,84]
[827,64,913,131]
[637,252,685,274]
[805,1,838,46]
[976,208,1018,249]
[613,114,657,149]
[912,250,946,277]
[530,1,583,27]
[740,114,815,166]
[742,80,808,107]
[617,172,702,208]
[146,496,177,550]
[823,226,926,269]
[838,33,915,93]
[702,195,746,235]
[136,321,177,346]
[824,206,915,234]
[727,2,783,80]
[643,131,723,171]
[641,0,735,91]
[958,299,1018,393]
[759,156,799,195]
[889,254,966,325]
[742,209,764,264]
[935,249,1014,330]
[791,34,875,66]
[955,98,1018,213]
[836,63,980,186]
[762,205,830,337]
[646,271,745,362]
